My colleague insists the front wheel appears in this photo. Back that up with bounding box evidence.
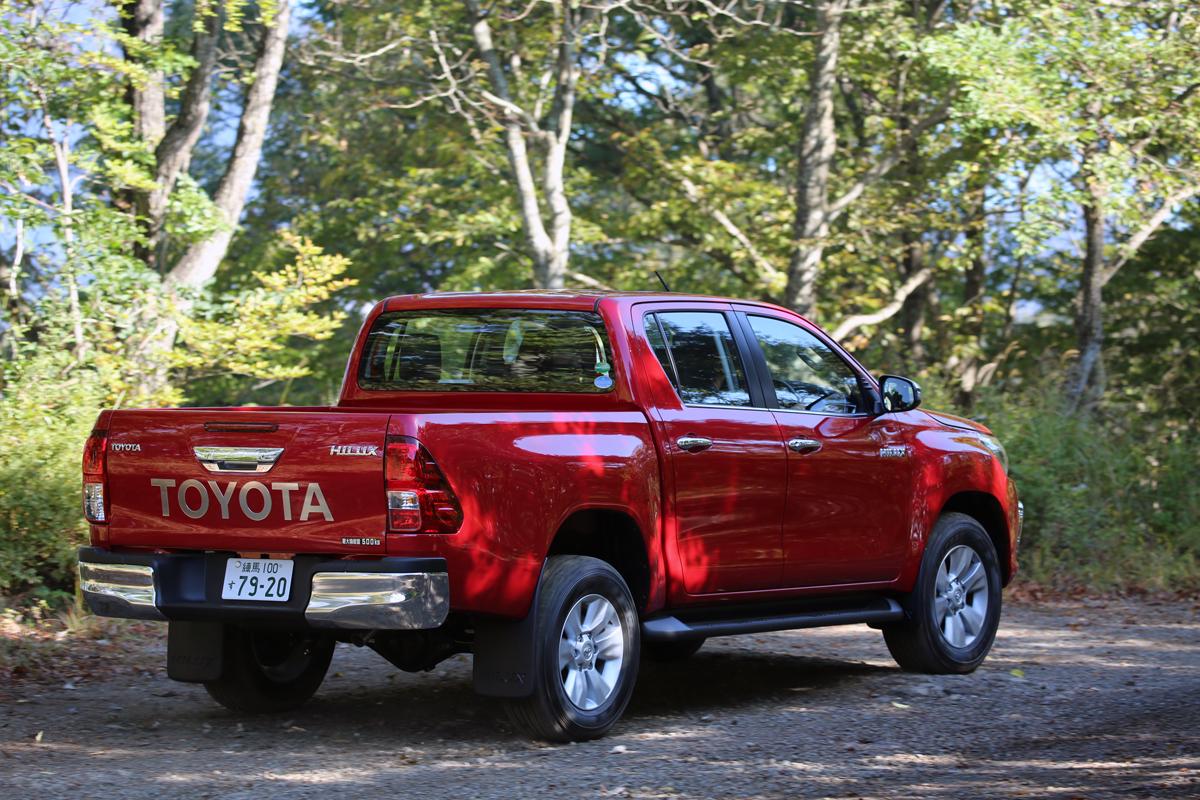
[204,627,335,713]
[883,512,1002,674]
[505,556,640,741]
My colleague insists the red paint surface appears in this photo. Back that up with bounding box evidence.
[91,291,1020,619]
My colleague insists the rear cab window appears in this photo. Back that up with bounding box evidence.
[359,309,615,393]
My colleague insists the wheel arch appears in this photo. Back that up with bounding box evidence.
[940,491,1011,585]
[547,508,651,613]
[473,507,651,701]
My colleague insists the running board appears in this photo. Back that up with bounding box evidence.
[642,596,905,642]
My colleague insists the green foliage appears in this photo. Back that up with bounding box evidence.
[0,353,105,593]
[1105,209,1200,423]
[976,378,1200,590]
[2,0,1199,595]
[0,2,358,592]
[175,233,356,383]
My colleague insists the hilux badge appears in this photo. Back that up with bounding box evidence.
[330,444,380,457]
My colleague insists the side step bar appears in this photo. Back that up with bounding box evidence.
[642,596,905,642]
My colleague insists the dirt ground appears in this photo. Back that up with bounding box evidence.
[1,598,1197,800]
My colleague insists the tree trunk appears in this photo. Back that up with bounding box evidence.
[166,0,291,293]
[119,0,165,145]
[143,9,222,270]
[120,2,220,271]
[956,176,988,410]
[1068,182,1107,412]
[465,0,576,290]
[135,0,290,395]
[784,0,848,318]
[898,230,928,367]
[539,3,578,291]
[1,219,27,358]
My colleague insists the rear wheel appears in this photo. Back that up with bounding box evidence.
[883,512,1002,674]
[643,638,705,662]
[505,556,640,741]
[204,627,335,713]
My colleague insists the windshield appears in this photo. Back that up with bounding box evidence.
[358,309,615,393]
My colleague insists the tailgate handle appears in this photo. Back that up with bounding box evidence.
[204,421,279,433]
[194,446,284,474]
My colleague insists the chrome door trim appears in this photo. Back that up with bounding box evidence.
[771,406,872,420]
[193,446,284,474]
[786,437,823,455]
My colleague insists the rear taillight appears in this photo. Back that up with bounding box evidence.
[385,435,462,534]
[82,428,108,524]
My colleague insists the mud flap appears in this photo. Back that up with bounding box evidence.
[167,621,224,682]
[472,581,542,698]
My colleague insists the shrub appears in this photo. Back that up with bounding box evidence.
[974,381,1200,590]
[0,354,103,595]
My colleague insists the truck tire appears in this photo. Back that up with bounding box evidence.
[505,555,640,741]
[883,512,1002,674]
[643,638,705,662]
[203,627,335,714]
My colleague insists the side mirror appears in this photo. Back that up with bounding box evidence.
[879,375,922,414]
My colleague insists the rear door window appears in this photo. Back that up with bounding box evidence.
[359,309,614,393]
[645,311,751,407]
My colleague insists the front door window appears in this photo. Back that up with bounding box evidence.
[746,315,868,415]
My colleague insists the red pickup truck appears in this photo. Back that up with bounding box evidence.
[79,291,1021,740]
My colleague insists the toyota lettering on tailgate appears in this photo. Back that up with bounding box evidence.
[149,478,333,522]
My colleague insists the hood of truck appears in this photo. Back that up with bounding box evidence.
[103,408,392,554]
[922,409,992,435]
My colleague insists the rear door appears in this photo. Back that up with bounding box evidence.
[638,306,787,595]
[734,308,913,586]
[104,408,392,554]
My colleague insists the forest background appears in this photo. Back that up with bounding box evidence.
[2,0,1198,606]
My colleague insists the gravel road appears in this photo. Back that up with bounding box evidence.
[1,598,1197,799]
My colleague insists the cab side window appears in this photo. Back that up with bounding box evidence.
[645,312,751,407]
[747,315,868,415]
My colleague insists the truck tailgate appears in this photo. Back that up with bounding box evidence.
[104,408,391,554]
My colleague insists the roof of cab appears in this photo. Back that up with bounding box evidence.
[381,289,785,314]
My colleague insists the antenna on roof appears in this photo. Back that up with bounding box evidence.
[653,271,672,293]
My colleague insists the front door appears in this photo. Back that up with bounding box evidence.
[737,310,913,587]
[640,307,787,595]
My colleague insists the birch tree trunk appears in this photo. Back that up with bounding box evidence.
[465,0,577,290]
[785,0,849,318]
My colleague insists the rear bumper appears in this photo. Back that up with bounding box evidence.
[77,547,449,630]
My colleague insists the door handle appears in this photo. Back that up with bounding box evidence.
[676,436,713,453]
[787,437,822,455]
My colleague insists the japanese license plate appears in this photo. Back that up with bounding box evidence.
[221,558,294,602]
